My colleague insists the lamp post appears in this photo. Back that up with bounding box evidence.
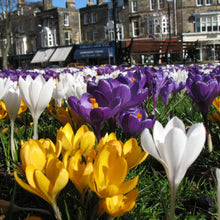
[166,0,173,64]
[167,0,173,40]
[112,0,117,64]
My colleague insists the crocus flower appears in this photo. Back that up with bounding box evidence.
[47,102,84,129]
[99,189,138,217]
[14,139,69,220]
[0,77,12,100]
[3,82,21,162]
[18,74,55,139]
[186,72,220,121]
[209,96,220,127]
[64,150,94,197]
[52,76,69,106]
[96,133,148,170]
[56,123,96,155]
[0,101,7,119]
[141,116,206,220]
[89,141,139,198]
[68,93,113,141]
[117,105,155,138]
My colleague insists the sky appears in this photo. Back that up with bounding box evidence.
[29,0,98,9]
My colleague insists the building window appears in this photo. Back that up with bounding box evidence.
[91,12,96,24]
[197,0,213,5]
[43,18,52,28]
[65,32,71,45]
[64,14,69,26]
[147,15,169,36]
[18,23,24,33]
[84,31,88,41]
[195,14,220,32]
[159,0,165,9]
[93,32,98,41]
[205,0,213,4]
[16,36,27,55]
[132,21,139,37]
[41,27,55,48]
[150,0,156,10]
[84,13,88,24]
[132,0,138,12]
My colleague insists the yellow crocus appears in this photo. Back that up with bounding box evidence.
[14,154,69,219]
[47,103,72,126]
[99,189,139,217]
[212,96,220,112]
[210,96,220,126]
[39,138,61,158]
[123,138,148,170]
[97,133,148,170]
[0,100,7,119]
[47,103,84,129]
[19,139,47,172]
[56,123,96,156]
[17,98,28,115]
[64,150,94,195]
[96,132,118,152]
[89,142,139,198]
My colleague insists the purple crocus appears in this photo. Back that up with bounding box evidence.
[117,105,155,138]
[186,71,220,120]
[68,92,120,141]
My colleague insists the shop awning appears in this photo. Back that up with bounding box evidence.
[31,48,55,63]
[73,47,114,60]
[49,46,73,62]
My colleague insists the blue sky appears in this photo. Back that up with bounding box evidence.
[29,0,97,9]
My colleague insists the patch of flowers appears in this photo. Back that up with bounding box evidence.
[1,63,220,219]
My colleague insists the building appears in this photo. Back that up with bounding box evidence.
[2,0,80,68]
[2,0,220,68]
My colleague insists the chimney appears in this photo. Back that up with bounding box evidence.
[97,0,105,5]
[43,0,53,10]
[66,0,75,9]
[87,0,94,6]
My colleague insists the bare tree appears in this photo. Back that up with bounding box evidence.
[0,0,16,69]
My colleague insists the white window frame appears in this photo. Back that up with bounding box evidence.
[197,0,204,5]
[147,15,169,36]
[205,0,213,5]
[132,0,138,12]
[64,14,69,26]
[132,21,140,37]
[194,14,220,32]
[150,0,156,10]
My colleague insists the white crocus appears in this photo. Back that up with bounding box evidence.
[141,116,206,220]
[52,74,69,106]
[216,168,220,220]
[3,81,21,163]
[18,74,55,140]
[65,73,87,100]
[0,77,12,100]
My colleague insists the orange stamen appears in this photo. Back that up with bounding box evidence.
[90,98,99,109]
[137,112,142,120]
[132,77,136,82]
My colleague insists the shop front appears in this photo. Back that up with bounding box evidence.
[73,41,114,65]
